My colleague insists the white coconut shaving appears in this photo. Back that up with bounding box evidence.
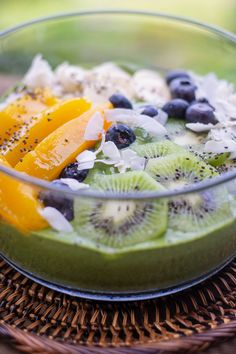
[57,178,90,191]
[84,111,104,140]
[186,123,215,133]
[39,207,73,233]
[104,109,167,137]
[188,71,236,157]
[76,150,97,170]
[23,54,54,89]
[97,141,145,173]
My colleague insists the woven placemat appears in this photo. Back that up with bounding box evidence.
[0,259,236,354]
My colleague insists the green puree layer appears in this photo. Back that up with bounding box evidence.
[1,217,236,293]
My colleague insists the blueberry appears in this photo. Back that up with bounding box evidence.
[60,162,89,182]
[196,98,215,111]
[141,105,158,117]
[165,70,190,85]
[109,93,133,109]
[39,181,74,221]
[162,99,189,119]
[105,124,136,149]
[170,78,196,102]
[185,102,218,125]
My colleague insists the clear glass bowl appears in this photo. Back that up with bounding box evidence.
[1,10,236,300]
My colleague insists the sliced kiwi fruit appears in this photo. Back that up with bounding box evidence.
[84,162,117,184]
[74,171,168,248]
[166,118,206,147]
[165,118,227,167]
[217,158,236,174]
[189,145,230,167]
[145,152,218,189]
[133,127,155,145]
[145,152,232,232]
[132,140,184,160]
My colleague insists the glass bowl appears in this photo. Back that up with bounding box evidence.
[1,10,236,301]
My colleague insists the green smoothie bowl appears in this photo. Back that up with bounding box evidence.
[1,11,236,300]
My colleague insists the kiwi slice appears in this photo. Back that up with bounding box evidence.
[145,153,232,232]
[166,118,206,147]
[217,158,236,174]
[165,118,226,167]
[74,171,168,248]
[133,140,184,160]
[189,145,230,167]
[145,152,218,189]
[133,127,155,145]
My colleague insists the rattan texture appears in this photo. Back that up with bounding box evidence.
[1,259,236,353]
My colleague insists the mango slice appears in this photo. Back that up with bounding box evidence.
[0,88,57,145]
[1,97,91,166]
[16,105,111,181]
[0,157,47,232]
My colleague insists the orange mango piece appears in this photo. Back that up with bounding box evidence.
[0,88,57,144]
[16,104,111,181]
[1,97,91,166]
[0,157,47,232]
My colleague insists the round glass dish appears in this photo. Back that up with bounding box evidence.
[1,10,236,301]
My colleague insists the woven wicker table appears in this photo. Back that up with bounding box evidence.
[0,257,236,354]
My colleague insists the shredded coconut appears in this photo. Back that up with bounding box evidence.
[23,54,54,89]
[131,69,170,105]
[55,62,88,93]
[76,150,97,170]
[39,207,73,233]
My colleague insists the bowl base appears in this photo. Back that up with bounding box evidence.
[1,254,235,301]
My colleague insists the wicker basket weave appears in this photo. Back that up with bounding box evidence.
[1,258,236,353]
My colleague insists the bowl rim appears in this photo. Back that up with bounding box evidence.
[1,9,236,200]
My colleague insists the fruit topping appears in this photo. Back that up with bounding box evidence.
[39,181,74,222]
[15,104,111,180]
[0,157,47,231]
[109,93,133,109]
[1,97,91,166]
[140,105,158,117]
[165,70,190,85]
[74,171,168,248]
[170,78,196,102]
[133,140,184,160]
[162,99,189,119]
[105,124,136,149]
[145,152,232,232]
[186,102,218,125]
[60,162,89,182]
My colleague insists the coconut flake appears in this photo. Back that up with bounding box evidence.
[39,207,73,233]
[58,178,90,191]
[186,123,214,132]
[84,112,104,141]
[104,109,167,137]
[102,141,121,161]
[76,150,96,170]
[155,109,168,126]
[23,54,54,89]
[120,149,146,172]
[204,139,236,153]
[138,115,167,137]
